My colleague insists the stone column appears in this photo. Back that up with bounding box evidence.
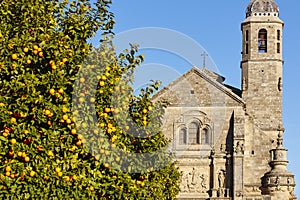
[209,149,217,198]
[233,139,244,199]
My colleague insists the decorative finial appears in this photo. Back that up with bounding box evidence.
[277,129,283,148]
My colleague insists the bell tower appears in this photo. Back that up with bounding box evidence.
[241,0,284,136]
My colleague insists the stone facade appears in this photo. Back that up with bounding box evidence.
[152,0,296,199]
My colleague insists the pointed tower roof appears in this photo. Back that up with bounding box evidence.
[246,0,279,18]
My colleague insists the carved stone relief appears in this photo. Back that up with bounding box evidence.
[180,168,208,193]
[234,141,244,154]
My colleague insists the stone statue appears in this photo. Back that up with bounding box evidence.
[181,172,190,192]
[235,141,244,154]
[188,167,198,192]
[218,171,225,188]
[275,176,281,191]
[200,174,207,189]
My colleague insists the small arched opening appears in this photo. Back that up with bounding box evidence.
[202,127,210,145]
[258,29,267,53]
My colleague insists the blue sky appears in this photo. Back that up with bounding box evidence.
[93,0,300,195]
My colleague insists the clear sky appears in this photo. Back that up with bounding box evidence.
[93,0,300,196]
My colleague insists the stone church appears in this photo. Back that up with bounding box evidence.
[152,0,296,199]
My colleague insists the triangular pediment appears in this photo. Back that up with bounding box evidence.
[152,67,245,107]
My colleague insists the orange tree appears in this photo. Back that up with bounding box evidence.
[0,0,180,199]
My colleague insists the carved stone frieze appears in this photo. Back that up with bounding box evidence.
[180,167,208,194]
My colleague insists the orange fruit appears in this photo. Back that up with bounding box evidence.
[47,151,54,157]
[51,65,56,70]
[99,123,105,128]
[55,167,61,173]
[45,110,51,115]
[49,88,55,95]
[38,51,43,57]
[77,134,83,140]
[57,171,63,177]
[11,54,17,60]
[23,47,29,53]
[62,107,68,113]
[49,60,55,66]
[64,176,70,182]
[58,88,63,94]
[99,81,105,86]
[33,45,38,50]
[8,151,14,157]
[24,156,30,162]
[5,166,11,172]
[79,78,85,83]
[62,58,68,63]
[90,98,95,103]
[72,175,77,180]
[10,138,16,145]
[71,129,76,135]
[76,140,82,146]
[62,114,68,120]
[10,117,16,124]
[30,171,35,177]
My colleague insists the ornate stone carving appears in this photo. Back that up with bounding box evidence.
[262,130,296,198]
[234,117,244,124]
[199,174,208,190]
[234,141,244,154]
[180,168,208,193]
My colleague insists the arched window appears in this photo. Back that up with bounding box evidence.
[258,29,267,53]
[202,128,210,145]
[179,128,187,145]
[188,122,200,145]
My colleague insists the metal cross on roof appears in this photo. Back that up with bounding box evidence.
[201,52,208,68]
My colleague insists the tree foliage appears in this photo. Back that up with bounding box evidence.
[0,0,180,199]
